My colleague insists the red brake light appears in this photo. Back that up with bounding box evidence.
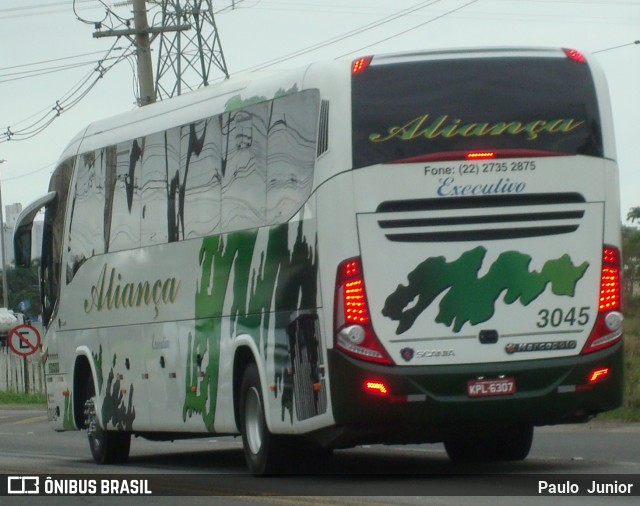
[352,56,373,75]
[582,246,623,354]
[466,151,495,160]
[588,367,610,384]
[387,148,568,164]
[342,260,369,324]
[563,48,587,63]
[599,247,621,311]
[334,257,393,365]
[364,380,389,396]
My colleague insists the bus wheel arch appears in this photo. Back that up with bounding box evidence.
[72,355,93,430]
[73,353,131,464]
[238,361,292,475]
[232,345,258,432]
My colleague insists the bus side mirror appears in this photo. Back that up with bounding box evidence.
[14,222,33,268]
[12,191,57,269]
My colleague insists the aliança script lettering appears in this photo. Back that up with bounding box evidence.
[369,114,586,143]
[84,264,180,319]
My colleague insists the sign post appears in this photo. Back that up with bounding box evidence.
[8,325,41,394]
[8,324,41,357]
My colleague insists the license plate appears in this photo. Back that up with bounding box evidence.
[467,377,516,397]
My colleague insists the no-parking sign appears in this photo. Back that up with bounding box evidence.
[8,324,41,357]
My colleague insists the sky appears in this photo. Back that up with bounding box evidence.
[1,0,639,224]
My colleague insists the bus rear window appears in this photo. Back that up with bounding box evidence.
[351,56,602,169]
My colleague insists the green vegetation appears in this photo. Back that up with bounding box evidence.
[607,308,640,421]
[0,390,45,405]
[0,260,41,319]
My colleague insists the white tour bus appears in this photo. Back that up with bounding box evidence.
[15,47,623,474]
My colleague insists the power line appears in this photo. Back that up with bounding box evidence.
[3,163,53,182]
[594,40,640,54]
[0,54,124,84]
[240,0,447,73]
[0,0,101,20]
[340,0,479,57]
[1,39,134,143]
[0,49,118,72]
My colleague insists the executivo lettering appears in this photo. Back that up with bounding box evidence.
[84,264,180,319]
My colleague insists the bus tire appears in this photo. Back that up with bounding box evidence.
[84,375,131,465]
[444,424,533,463]
[239,363,289,475]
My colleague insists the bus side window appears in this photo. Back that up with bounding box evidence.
[176,119,222,240]
[221,103,268,232]
[108,139,143,252]
[42,158,73,327]
[141,131,171,245]
[266,90,319,224]
[66,150,106,283]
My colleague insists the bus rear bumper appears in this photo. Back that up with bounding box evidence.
[321,342,623,448]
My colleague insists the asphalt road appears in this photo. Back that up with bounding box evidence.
[1,405,639,505]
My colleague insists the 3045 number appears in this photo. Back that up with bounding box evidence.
[536,307,590,328]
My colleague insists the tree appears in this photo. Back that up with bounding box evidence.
[0,259,41,318]
[628,207,640,223]
[623,225,640,306]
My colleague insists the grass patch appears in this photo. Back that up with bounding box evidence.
[0,390,46,405]
[594,309,640,420]
[596,407,640,422]
[620,311,640,412]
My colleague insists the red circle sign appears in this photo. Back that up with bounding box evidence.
[8,324,41,357]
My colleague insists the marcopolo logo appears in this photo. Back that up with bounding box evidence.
[505,340,577,354]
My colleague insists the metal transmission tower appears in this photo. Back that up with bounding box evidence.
[153,0,230,101]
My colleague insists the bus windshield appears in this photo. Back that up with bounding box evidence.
[351,53,603,168]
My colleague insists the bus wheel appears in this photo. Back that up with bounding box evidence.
[239,363,288,475]
[444,424,533,463]
[84,376,131,465]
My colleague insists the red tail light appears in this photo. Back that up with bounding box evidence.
[582,246,623,354]
[335,257,393,365]
[564,48,587,63]
[599,247,621,311]
[352,56,373,75]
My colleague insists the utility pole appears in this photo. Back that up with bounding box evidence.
[0,159,8,309]
[132,0,155,105]
[92,1,229,106]
[94,0,159,106]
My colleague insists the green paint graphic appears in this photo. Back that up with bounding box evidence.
[183,220,318,430]
[383,246,589,334]
[101,354,136,431]
[63,392,74,430]
[92,345,104,394]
